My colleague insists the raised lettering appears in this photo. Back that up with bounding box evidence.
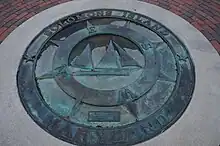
[59,16,76,27]
[23,54,35,62]
[44,24,62,36]
[95,11,104,17]
[104,10,112,16]
[112,10,124,17]
[148,119,161,131]
[140,125,154,134]
[122,11,128,18]
[75,14,83,20]
[139,17,152,27]
[44,28,54,36]
[86,12,95,17]
[152,24,162,31]
[159,28,170,36]
[50,24,61,32]
[157,115,167,125]
[127,12,135,19]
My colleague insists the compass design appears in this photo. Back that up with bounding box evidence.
[17,9,195,146]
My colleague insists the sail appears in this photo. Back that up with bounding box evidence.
[71,44,93,69]
[113,41,141,68]
[96,40,120,69]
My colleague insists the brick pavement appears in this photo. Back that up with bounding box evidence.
[0,0,220,54]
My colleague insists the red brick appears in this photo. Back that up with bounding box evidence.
[192,22,203,31]
[203,25,214,33]
[181,5,191,12]
[9,25,17,30]
[25,13,35,19]
[4,7,16,13]
[16,2,24,7]
[26,0,41,7]
[44,1,53,5]
[149,1,160,5]
[16,3,27,10]
[170,1,179,7]
[173,0,184,5]
[3,14,17,24]
[0,11,8,18]
[207,16,218,24]
[213,16,220,22]
[184,0,193,5]
[26,1,43,8]
[15,12,29,20]
[209,3,220,14]
[15,8,30,16]
[0,27,7,34]
[213,0,220,5]
[211,40,220,52]
[39,2,48,7]
[171,9,182,15]
[196,10,207,17]
[170,5,181,11]
[204,19,216,29]
[0,31,9,40]
[192,16,197,21]
[193,17,205,26]
[216,5,220,10]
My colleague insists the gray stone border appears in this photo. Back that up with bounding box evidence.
[0,0,220,146]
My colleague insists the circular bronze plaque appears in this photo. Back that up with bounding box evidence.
[17,9,195,146]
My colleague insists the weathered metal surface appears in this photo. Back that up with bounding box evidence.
[17,9,195,146]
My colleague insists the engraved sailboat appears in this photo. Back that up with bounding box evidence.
[37,40,143,80]
[71,40,142,76]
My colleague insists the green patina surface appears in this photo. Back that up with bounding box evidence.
[17,9,195,146]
